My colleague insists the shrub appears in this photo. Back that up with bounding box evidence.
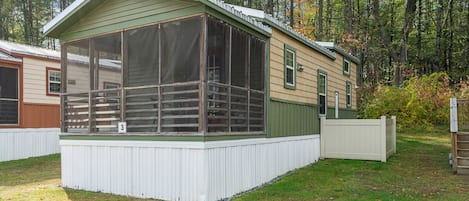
[360,72,457,131]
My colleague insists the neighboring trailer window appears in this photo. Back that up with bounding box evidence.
[343,58,350,76]
[47,68,61,95]
[0,67,18,125]
[284,45,296,89]
[346,81,352,108]
[318,70,327,116]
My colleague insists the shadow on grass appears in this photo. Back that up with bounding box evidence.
[0,154,61,187]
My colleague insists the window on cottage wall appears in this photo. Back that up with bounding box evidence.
[318,71,327,116]
[346,81,352,108]
[284,45,296,89]
[93,33,122,91]
[47,69,61,94]
[66,39,90,93]
[0,67,18,125]
[126,25,159,87]
[161,17,201,84]
[343,58,350,75]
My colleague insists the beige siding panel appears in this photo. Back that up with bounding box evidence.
[269,29,358,110]
[22,57,60,104]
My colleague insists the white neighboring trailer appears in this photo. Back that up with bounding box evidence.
[61,135,320,201]
[0,128,60,162]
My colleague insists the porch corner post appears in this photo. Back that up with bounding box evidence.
[380,116,387,162]
[199,15,207,135]
[320,116,326,159]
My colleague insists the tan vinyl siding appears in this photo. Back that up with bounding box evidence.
[269,29,357,110]
[60,0,203,42]
[22,57,60,104]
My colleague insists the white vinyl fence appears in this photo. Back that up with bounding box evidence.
[320,116,396,162]
[0,128,60,162]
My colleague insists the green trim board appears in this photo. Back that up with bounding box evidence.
[283,44,296,90]
[268,98,319,137]
[268,97,357,137]
[60,134,266,141]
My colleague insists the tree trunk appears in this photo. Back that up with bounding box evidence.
[326,0,332,40]
[434,0,443,72]
[316,0,323,40]
[266,0,274,15]
[290,0,294,27]
[372,0,417,85]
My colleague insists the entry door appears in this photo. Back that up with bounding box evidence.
[0,66,19,125]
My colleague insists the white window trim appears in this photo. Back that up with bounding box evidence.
[343,59,350,75]
[48,70,61,94]
[319,72,327,116]
[285,48,295,87]
[346,82,352,108]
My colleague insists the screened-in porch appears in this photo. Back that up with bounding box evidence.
[61,14,266,135]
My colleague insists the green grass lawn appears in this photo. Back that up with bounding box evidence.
[1,128,468,201]
[235,128,469,201]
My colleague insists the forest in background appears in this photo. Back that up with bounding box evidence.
[1,0,468,127]
[1,0,468,85]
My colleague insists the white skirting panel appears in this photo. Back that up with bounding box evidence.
[60,134,320,201]
[0,128,61,162]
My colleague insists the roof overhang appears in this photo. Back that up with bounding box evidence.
[316,42,360,64]
[43,0,272,38]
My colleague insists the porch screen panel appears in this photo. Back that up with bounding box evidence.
[160,17,201,133]
[92,33,122,132]
[249,38,265,132]
[161,17,201,84]
[207,17,230,132]
[230,29,249,132]
[125,25,159,132]
[0,67,18,124]
[65,40,90,132]
[126,25,159,87]
[230,29,248,87]
[66,40,90,93]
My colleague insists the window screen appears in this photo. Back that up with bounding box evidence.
[126,25,159,87]
[0,67,18,124]
[161,17,201,84]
